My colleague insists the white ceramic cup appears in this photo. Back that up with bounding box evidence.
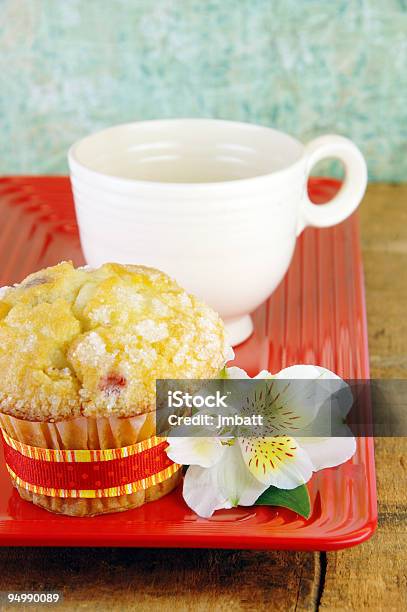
[68,119,367,346]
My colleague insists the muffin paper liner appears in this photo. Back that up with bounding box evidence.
[0,412,182,516]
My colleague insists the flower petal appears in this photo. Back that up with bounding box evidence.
[276,365,353,414]
[296,397,352,438]
[254,370,273,379]
[238,436,314,489]
[183,464,231,517]
[225,366,251,379]
[296,435,356,471]
[240,377,321,435]
[275,365,323,379]
[182,443,268,517]
[270,365,352,433]
[299,365,353,417]
[225,366,272,380]
[166,437,225,468]
[214,443,269,506]
[225,345,235,363]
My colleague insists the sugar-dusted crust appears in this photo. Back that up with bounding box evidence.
[0,261,226,421]
[0,412,181,517]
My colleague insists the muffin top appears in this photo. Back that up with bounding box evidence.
[0,262,227,421]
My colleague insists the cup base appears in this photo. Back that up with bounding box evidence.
[225,315,254,347]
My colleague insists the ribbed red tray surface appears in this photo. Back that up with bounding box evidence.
[0,177,377,550]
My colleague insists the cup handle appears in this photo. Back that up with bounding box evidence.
[297,134,368,235]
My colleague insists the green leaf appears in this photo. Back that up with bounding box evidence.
[254,484,311,519]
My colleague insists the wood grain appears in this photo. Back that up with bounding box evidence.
[0,183,405,611]
[0,548,321,611]
[320,184,407,611]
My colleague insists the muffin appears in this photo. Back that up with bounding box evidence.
[0,261,227,516]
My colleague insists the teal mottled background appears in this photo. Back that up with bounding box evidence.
[0,0,406,180]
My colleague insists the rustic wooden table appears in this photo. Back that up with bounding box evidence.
[0,184,405,611]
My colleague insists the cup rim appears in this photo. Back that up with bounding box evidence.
[68,118,305,192]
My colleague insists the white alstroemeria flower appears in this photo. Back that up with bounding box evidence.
[166,364,356,518]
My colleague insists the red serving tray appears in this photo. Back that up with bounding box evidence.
[0,177,377,550]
